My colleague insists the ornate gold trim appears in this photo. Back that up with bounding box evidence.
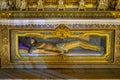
[1,23,120,68]
[1,11,119,19]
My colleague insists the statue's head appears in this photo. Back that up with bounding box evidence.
[31,38,35,45]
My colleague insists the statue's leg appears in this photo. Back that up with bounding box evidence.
[62,40,102,52]
[78,41,102,51]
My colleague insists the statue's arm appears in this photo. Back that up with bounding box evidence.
[30,48,60,54]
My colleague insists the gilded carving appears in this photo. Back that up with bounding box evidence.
[97,0,108,11]
[0,11,116,19]
[37,0,44,11]
[9,24,113,63]
[78,0,86,11]
[0,0,119,16]
[116,25,120,63]
[2,45,9,64]
[116,0,120,10]
[1,26,9,66]
[0,22,120,68]
[55,25,70,39]
[57,0,65,11]
[1,0,8,11]
[20,0,27,11]
[0,0,120,68]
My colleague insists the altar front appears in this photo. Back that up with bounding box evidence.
[0,19,120,68]
[0,0,120,68]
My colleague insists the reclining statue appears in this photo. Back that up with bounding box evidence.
[28,37,103,55]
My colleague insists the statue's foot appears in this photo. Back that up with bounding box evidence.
[96,47,104,52]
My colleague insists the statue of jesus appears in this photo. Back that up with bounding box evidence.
[29,38,102,54]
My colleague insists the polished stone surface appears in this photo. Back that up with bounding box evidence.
[0,68,120,79]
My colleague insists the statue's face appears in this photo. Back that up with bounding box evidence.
[31,38,35,45]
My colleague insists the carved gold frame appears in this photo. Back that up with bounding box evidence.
[0,24,120,68]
